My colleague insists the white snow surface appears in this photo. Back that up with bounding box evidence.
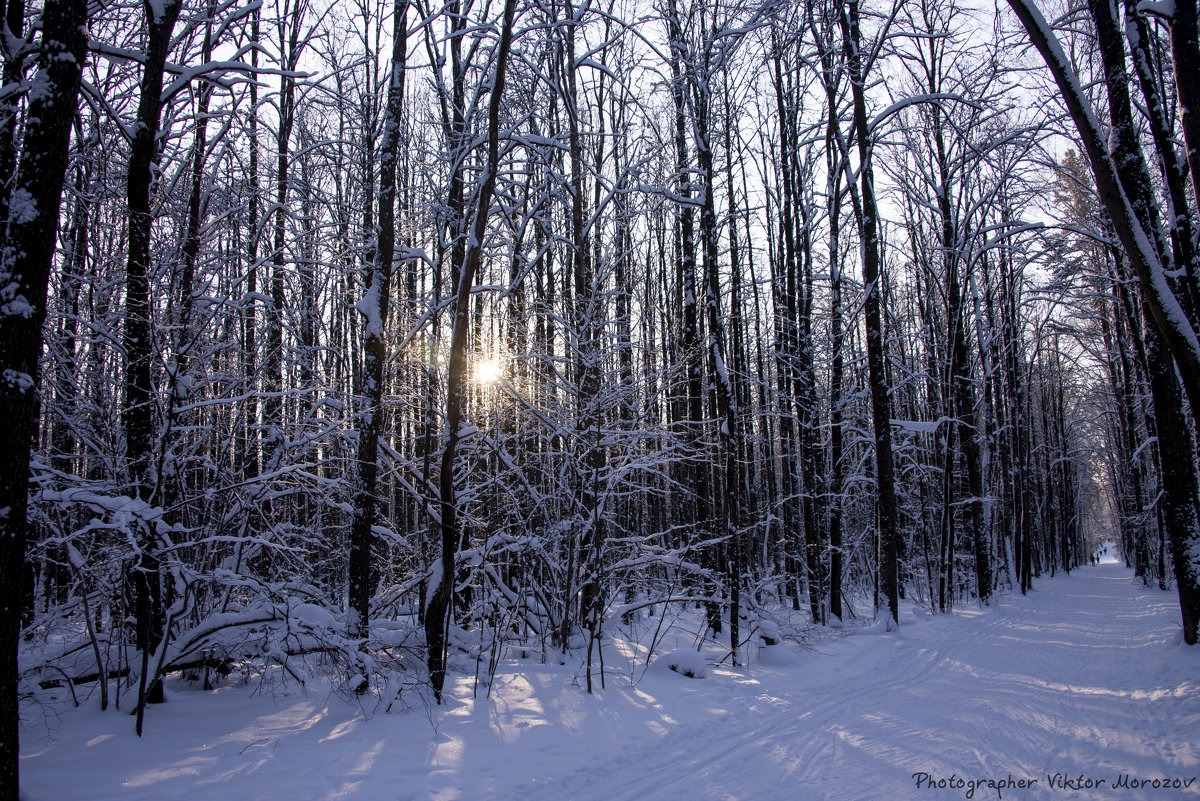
[648,649,710,679]
[21,563,1200,801]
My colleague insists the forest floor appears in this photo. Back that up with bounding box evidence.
[19,557,1200,801]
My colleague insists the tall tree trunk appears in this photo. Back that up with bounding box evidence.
[943,207,990,604]
[1171,0,1200,212]
[1144,321,1200,643]
[666,0,717,633]
[124,0,184,732]
[1124,0,1200,321]
[1090,0,1200,642]
[242,5,262,483]
[813,10,847,620]
[0,0,24,232]
[722,73,750,658]
[560,0,605,683]
[424,0,517,700]
[265,1,306,471]
[348,0,407,641]
[827,190,846,622]
[0,0,87,793]
[769,39,804,612]
[161,0,215,518]
[841,0,900,624]
[693,23,742,661]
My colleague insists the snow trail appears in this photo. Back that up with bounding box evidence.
[20,563,1200,801]
[491,563,1199,801]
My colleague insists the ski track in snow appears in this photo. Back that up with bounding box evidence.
[501,566,1198,801]
[20,563,1200,801]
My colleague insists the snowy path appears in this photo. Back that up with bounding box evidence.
[21,563,1200,801]
[487,563,1199,801]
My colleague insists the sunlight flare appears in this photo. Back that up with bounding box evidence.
[475,357,502,385]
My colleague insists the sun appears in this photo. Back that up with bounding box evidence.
[475,357,502,384]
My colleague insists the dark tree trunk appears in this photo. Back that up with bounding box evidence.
[769,37,804,613]
[349,0,407,640]
[1090,0,1200,642]
[0,0,24,231]
[813,12,847,621]
[425,0,516,700]
[666,0,718,634]
[1141,306,1200,643]
[124,0,183,733]
[1124,0,1200,322]
[562,0,606,687]
[1171,0,1200,213]
[842,0,900,624]
[265,5,304,471]
[242,5,262,482]
[694,28,742,661]
[0,0,87,794]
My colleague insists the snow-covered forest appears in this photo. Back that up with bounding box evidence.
[2,0,1199,796]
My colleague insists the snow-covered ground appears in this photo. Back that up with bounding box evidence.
[20,562,1200,801]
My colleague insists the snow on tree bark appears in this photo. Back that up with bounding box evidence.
[0,0,87,795]
[425,0,517,701]
[348,0,408,644]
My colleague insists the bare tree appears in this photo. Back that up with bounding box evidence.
[0,0,88,793]
[840,0,901,625]
[349,0,409,640]
[425,0,519,701]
